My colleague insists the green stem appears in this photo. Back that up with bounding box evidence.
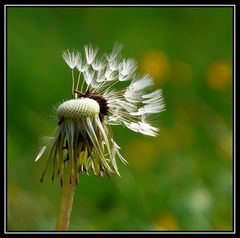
[55,176,75,230]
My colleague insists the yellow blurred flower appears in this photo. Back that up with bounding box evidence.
[215,221,233,231]
[217,133,232,160]
[206,60,232,91]
[140,50,170,86]
[153,211,180,231]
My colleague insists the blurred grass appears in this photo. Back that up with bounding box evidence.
[7,7,233,231]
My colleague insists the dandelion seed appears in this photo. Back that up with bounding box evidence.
[36,43,165,185]
[62,49,79,69]
[84,44,98,64]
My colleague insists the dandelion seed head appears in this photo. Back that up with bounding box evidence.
[36,43,165,184]
[57,98,100,120]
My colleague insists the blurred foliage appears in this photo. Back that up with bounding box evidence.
[7,7,233,231]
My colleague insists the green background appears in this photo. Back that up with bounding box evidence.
[7,7,233,231]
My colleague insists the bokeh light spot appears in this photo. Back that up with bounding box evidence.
[189,188,211,213]
[153,212,180,231]
[206,60,232,91]
[217,133,232,160]
[140,50,170,86]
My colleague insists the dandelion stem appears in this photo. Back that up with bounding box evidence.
[55,167,76,230]
[71,69,75,98]
[76,71,81,92]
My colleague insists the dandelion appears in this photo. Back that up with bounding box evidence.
[35,43,165,230]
